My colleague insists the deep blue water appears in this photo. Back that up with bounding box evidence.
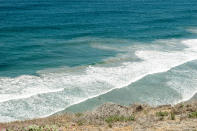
[1,0,197,77]
[1,0,197,122]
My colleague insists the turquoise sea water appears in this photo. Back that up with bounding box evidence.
[0,0,197,122]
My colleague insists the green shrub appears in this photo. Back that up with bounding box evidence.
[75,113,83,117]
[156,111,169,120]
[189,112,197,118]
[180,104,184,108]
[156,111,169,117]
[77,120,84,126]
[108,123,112,128]
[24,125,59,131]
[127,115,135,121]
[105,115,119,123]
[105,115,135,124]
[25,125,40,131]
[170,112,175,120]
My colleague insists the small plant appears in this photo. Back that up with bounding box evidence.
[24,125,59,131]
[105,115,119,123]
[77,120,84,126]
[143,110,148,115]
[180,104,184,108]
[156,111,168,117]
[170,112,175,120]
[156,111,169,120]
[75,112,83,117]
[108,123,112,128]
[25,125,40,131]
[105,115,135,124]
[188,111,197,118]
[127,115,135,121]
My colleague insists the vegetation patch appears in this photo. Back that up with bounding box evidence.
[156,111,169,120]
[24,125,59,131]
[75,113,83,117]
[105,115,135,124]
[108,123,112,128]
[170,112,175,120]
[188,111,197,118]
[156,111,168,117]
[76,120,84,126]
[180,104,184,108]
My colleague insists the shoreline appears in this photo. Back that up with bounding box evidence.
[1,92,197,123]
[57,88,197,115]
[1,96,197,131]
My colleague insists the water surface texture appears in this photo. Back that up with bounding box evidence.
[0,0,197,122]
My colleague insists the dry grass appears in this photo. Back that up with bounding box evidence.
[1,102,197,131]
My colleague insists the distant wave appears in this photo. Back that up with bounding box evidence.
[187,28,197,34]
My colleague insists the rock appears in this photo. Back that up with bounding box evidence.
[90,103,132,118]
[135,105,143,112]
[129,103,149,113]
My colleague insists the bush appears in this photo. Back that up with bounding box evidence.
[188,112,197,118]
[108,123,112,128]
[127,115,135,121]
[25,125,40,131]
[156,111,168,117]
[24,125,59,131]
[75,113,83,117]
[105,115,135,124]
[180,104,184,108]
[76,120,84,126]
[156,111,169,120]
[170,112,175,120]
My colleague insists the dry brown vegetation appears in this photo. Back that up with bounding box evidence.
[1,101,197,131]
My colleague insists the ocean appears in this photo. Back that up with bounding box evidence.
[0,0,197,122]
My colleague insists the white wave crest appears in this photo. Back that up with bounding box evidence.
[0,38,197,122]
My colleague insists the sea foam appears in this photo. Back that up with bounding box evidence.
[0,38,197,122]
